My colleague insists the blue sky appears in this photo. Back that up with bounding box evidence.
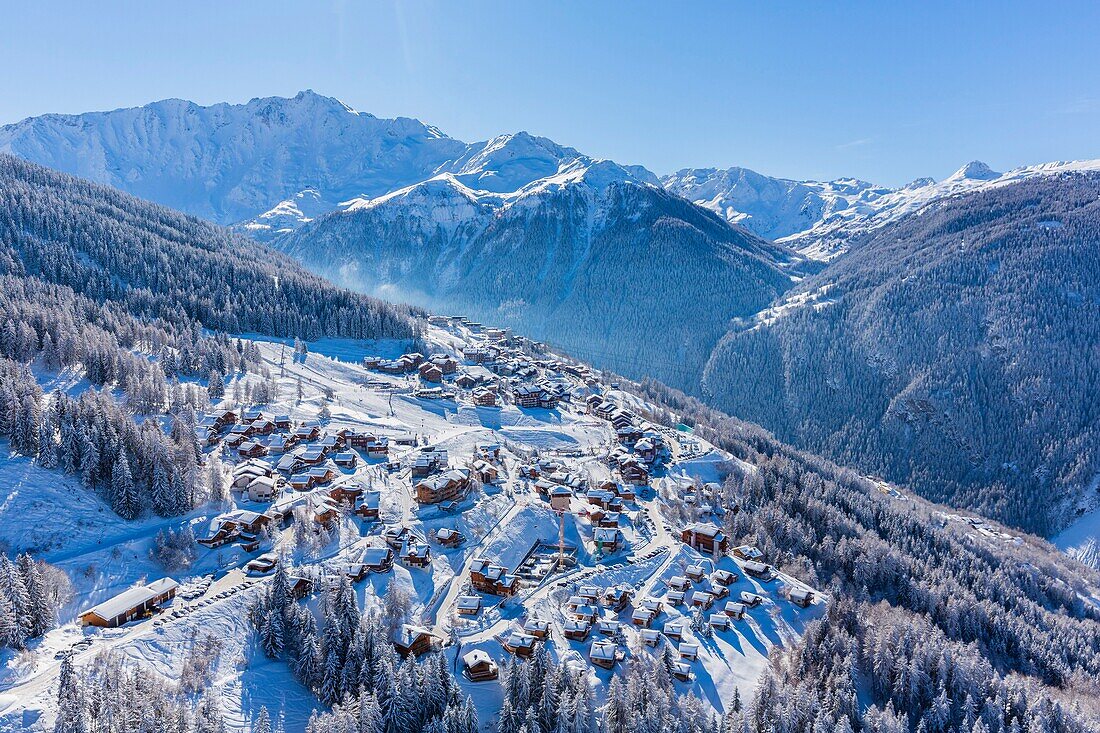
[2,1,1098,185]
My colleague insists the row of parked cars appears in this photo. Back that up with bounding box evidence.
[153,579,257,627]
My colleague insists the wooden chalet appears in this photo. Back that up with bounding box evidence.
[549,486,572,511]
[740,591,763,607]
[289,576,313,599]
[294,425,321,442]
[596,619,620,636]
[418,363,444,383]
[523,618,551,639]
[415,469,472,504]
[250,418,275,436]
[289,473,313,492]
[562,619,592,641]
[211,409,238,430]
[678,642,699,662]
[512,384,542,408]
[434,527,466,548]
[631,608,655,628]
[462,649,499,682]
[724,601,746,619]
[503,632,538,658]
[383,525,410,549]
[400,539,432,569]
[472,388,498,406]
[454,372,480,390]
[601,586,632,612]
[345,431,377,449]
[238,441,268,458]
[681,522,729,555]
[411,449,447,478]
[361,546,394,573]
[596,512,621,529]
[246,553,278,574]
[593,527,621,553]
[333,451,358,469]
[456,595,482,616]
[356,490,381,520]
[586,488,614,509]
[309,466,339,486]
[667,575,692,592]
[470,557,519,596]
[634,438,657,463]
[471,460,499,484]
[742,560,776,581]
[711,569,738,586]
[685,564,706,582]
[393,624,438,657]
[328,483,363,505]
[641,628,661,647]
[199,510,271,547]
[733,545,764,561]
[788,587,815,607]
[590,640,618,669]
[299,446,326,465]
[366,437,389,457]
[664,621,686,641]
[247,476,279,502]
[619,458,649,486]
[688,591,715,610]
[79,578,178,628]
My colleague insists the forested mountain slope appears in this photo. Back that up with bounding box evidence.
[0,154,418,343]
[0,154,418,523]
[700,172,1100,535]
[276,166,795,388]
[631,377,1100,733]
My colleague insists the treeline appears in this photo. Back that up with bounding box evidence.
[701,172,1100,536]
[632,376,1100,731]
[249,564,479,733]
[0,552,70,651]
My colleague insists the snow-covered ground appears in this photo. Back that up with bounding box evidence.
[0,321,825,731]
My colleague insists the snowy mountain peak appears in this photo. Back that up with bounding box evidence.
[949,160,1001,182]
[902,176,936,190]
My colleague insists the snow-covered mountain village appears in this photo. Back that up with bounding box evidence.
[0,317,822,731]
[3,5,1100,733]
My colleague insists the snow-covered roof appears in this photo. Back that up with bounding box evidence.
[81,578,177,622]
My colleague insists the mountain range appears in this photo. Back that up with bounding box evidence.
[2,92,1098,535]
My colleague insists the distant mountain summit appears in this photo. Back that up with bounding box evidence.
[663,158,1100,260]
[0,90,467,226]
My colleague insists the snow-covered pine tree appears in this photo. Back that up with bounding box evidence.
[53,654,85,733]
[111,450,140,520]
[17,554,54,637]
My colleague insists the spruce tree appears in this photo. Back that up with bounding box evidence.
[111,451,139,520]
